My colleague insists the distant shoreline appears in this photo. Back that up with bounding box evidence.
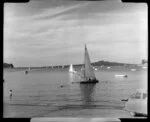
[3,65,143,70]
[4,60,140,69]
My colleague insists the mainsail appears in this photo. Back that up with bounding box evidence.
[82,44,96,81]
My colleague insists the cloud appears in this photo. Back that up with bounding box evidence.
[4,2,88,39]
[4,1,147,66]
[30,2,88,20]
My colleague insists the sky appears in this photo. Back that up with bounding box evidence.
[4,0,147,67]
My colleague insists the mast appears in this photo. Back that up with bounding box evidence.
[84,44,86,80]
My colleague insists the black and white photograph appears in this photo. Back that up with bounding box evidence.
[3,0,147,119]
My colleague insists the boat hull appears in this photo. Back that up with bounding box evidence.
[134,112,147,117]
[80,79,99,84]
[24,71,28,74]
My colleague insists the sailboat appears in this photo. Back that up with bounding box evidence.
[80,44,99,84]
[69,64,76,73]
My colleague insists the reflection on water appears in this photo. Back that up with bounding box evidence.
[80,84,96,105]
[69,71,96,106]
[9,95,12,101]
[69,72,80,83]
[69,72,74,83]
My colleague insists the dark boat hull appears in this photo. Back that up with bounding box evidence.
[134,112,147,117]
[80,79,99,84]
[24,71,28,74]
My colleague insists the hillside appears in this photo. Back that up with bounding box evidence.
[68,60,134,67]
[12,60,136,69]
[91,60,131,66]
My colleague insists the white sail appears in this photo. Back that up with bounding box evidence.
[69,64,75,73]
[82,44,96,81]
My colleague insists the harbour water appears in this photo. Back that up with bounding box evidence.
[3,66,147,118]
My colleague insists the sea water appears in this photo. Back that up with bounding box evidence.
[3,66,147,118]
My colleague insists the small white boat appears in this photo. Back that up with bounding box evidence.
[107,66,111,69]
[131,69,136,71]
[94,68,98,71]
[124,89,147,117]
[115,74,128,78]
[93,67,98,71]
[142,66,147,69]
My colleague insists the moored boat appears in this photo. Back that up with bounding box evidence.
[115,74,128,78]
